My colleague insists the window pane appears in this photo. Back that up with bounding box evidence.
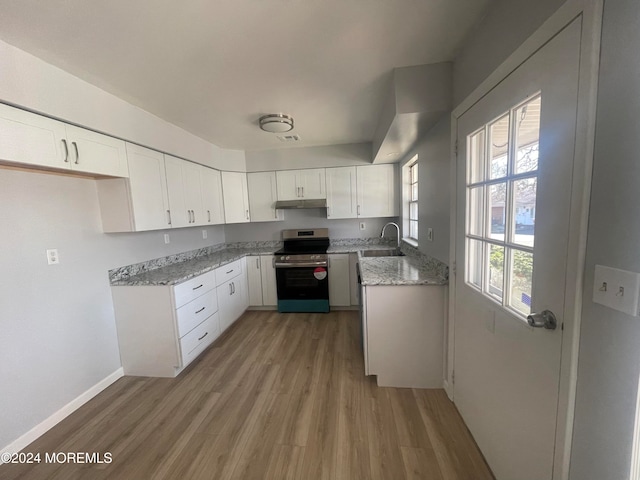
[467,239,483,289]
[515,96,541,174]
[411,164,419,184]
[489,114,509,179]
[487,245,505,301]
[468,130,486,184]
[489,183,506,241]
[411,183,418,201]
[468,186,484,237]
[509,250,533,315]
[410,220,418,240]
[410,202,418,221]
[513,177,536,247]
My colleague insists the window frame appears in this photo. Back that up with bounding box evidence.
[402,156,419,246]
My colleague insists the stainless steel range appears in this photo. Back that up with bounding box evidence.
[274,228,330,313]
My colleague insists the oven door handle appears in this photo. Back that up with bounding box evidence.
[275,262,329,268]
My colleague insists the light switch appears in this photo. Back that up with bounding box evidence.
[593,265,640,316]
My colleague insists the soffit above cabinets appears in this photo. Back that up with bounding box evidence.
[372,62,453,163]
[0,0,491,152]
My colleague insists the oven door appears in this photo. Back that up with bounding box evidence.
[275,263,330,313]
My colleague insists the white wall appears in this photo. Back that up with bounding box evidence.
[245,143,373,172]
[398,115,450,263]
[453,0,567,106]
[0,38,246,171]
[569,0,640,478]
[224,209,397,243]
[0,168,224,450]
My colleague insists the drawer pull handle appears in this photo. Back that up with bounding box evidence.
[195,307,206,314]
[198,332,209,341]
[192,284,204,290]
[226,269,234,274]
[72,141,79,164]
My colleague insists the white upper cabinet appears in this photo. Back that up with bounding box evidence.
[276,168,326,200]
[356,164,398,218]
[200,167,225,225]
[164,155,190,228]
[165,155,207,228]
[97,144,170,232]
[247,171,283,222]
[222,171,250,224]
[64,124,128,177]
[326,166,358,219]
[0,103,128,177]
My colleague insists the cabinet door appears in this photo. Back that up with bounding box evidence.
[126,144,170,231]
[326,167,357,219]
[0,103,68,170]
[298,168,326,199]
[165,155,189,228]
[349,253,360,306]
[247,256,264,306]
[356,164,398,218]
[260,255,278,306]
[217,273,248,332]
[329,254,351,306]
[275,170,299,200]
[183,161,204,225]
[201,167,225,225]
[247,171,283,222]
[221,171,250,223]
[65,124,128,177]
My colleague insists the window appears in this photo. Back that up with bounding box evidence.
[402,157,419,244]
[409,163,418,241]
[465,94,541,318]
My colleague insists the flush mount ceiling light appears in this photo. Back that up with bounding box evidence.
[259,114,294,133]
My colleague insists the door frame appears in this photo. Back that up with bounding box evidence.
[446,0,603,478]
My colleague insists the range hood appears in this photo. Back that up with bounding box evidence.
[275,199,328,209]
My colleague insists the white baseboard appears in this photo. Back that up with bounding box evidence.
[0,367,124,461]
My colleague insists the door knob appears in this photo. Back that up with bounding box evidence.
[527,310,557,330]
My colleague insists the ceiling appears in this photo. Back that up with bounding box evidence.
[0,0,492,152]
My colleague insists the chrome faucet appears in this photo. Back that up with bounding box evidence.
[380,222,401,249]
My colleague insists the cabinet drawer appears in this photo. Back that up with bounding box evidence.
[176,289,218,338]
[180,312,219,368]
[173,270,216,308]
[215,259,243,286]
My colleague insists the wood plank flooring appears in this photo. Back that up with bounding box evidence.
[0,310,494,480]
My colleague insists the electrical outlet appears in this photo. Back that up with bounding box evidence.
[593,265,640,316]
[427,228,434,241]
[359,222,366,231]
[46,249,59,265]
[164,234,170,244]
[202,230,208,239]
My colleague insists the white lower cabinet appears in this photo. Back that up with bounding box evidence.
[328,254,351,306]
[111,259,250,378]
[216,257,249,333]
[247,255,277,307]
[363,284,445,388]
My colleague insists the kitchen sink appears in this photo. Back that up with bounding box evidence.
[360,249,405,257]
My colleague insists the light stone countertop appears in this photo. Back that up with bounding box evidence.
[357,253,448,286]
[109,241,447,288]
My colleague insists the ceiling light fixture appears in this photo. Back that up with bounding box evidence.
[259,113,294,133]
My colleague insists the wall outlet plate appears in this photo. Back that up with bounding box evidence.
[359,222,366,231]
[46,249,59,265]
[427,228,434,241]
[593,265,640,316]
[164,234,170,244]
[202,230,208,239]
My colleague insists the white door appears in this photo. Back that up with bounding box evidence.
[356,164,397,218]
[297,168,326,199]
[221,171,250,223]
[454,19,581,480]
[247,171,282,222]
[65,124,128,177]
[165,155,189,228]
[275,170,299,200]
[260,255,278,306]
[182,161,204,225]
[326,166,357,219]
[246,256,264,306]
[200,167,225,225]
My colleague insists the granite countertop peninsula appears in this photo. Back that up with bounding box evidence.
[108,239,448,288]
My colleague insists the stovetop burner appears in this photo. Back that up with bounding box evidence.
[274,228,330,256]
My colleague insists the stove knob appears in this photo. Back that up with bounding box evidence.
[280,256,285,261]
[286,256,290,260]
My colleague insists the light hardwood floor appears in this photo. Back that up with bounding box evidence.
[1,310,494,480]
